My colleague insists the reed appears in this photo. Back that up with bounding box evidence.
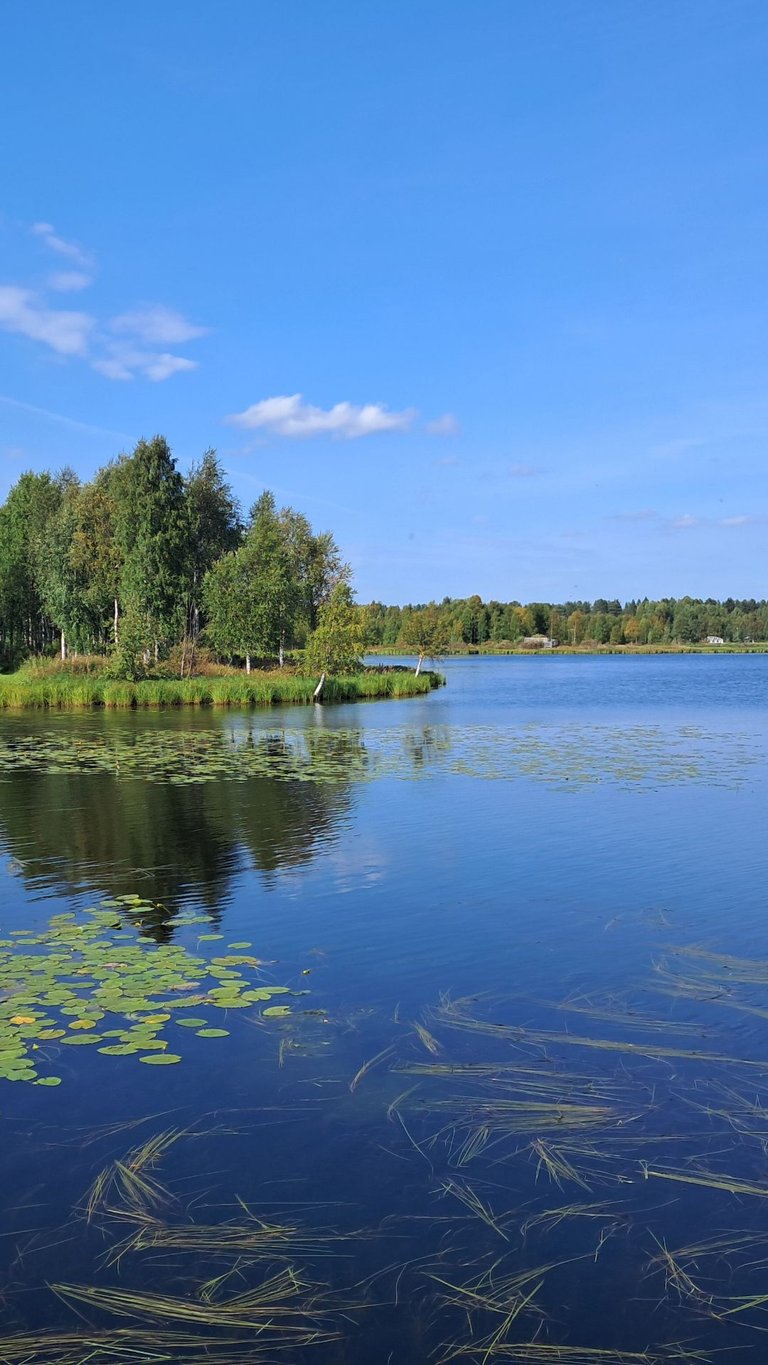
[0,668,442,710]
[641,1161,768,1198]
[53,1267,339,1337]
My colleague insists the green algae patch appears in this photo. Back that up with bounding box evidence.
[0,899,299,1086]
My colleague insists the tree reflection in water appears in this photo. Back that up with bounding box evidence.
[0,729,364,942]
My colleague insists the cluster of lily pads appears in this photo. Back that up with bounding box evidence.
[0,727,371,785]
[0,895,294,1085]
[0,720,756,791]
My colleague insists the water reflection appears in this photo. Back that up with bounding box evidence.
[0,765,353,934]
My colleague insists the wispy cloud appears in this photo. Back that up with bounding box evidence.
[425,412,460,436]
[31,221,93,270]
[110,304,208,345]
[226,394,416,439]
[1,220,206,382]
[720,514,760,527]
[48,271,93,293]
[671,514,700,529]
[509,464,538,478]
[0,285,93,356]
[93,346,198,382]
[0,393,129,440]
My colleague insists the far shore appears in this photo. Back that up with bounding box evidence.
[368,643,768,657]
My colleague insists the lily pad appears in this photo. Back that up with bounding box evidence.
[0,896,301,1086]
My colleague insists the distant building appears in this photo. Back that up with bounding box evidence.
[706,635,724,645]
[521,635,558,649]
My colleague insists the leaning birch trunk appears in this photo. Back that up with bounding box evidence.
[313,672,326,701]
[60,631,66,662]
[415,652,424,676]
[245,655,251,674]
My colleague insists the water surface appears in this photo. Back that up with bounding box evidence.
[1,655,767,1362]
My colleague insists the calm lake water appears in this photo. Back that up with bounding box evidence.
[2,655,768,1362]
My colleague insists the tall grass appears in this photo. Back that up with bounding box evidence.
[0,668,443,710]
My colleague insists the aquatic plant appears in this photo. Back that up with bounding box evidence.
[0,898,296,1085]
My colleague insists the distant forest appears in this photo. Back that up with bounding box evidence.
[364,596,768,647]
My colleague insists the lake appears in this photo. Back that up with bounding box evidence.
[1,654,767,1363]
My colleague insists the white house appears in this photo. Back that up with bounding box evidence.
[706,635,724,645]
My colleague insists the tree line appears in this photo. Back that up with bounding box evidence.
[0,437,359,677]
[365,594,768,648]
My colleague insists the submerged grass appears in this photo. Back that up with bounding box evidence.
[641,1162,768,1199]
[52,1267,340,1336]
[0,669,442,710]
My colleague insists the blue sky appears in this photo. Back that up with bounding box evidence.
[1,0,767,604]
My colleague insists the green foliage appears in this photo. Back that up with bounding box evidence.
[304,584,363,675]
[0,470,63,660]
[112,437,190,664]
[363,595,768,649]
[184,450,242,649]
[399,604,450,669]
[0,438,349,677]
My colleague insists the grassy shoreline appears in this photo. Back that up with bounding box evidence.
[0,669,443,710]
[368,643,768,657]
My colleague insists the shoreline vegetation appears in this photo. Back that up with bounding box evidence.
[0,665,443,710]
[369,642,768,657]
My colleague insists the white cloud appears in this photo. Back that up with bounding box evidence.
[48,271,93,292]
[720,514,754,527]
[425,412,460,436]
[226,393,416,439]
[0,285,93,356]
[31,221,93,269]
[92,344,198,382]
[671,514,699,529]
[110,304,208,345]
[1,221,202,382]
[143,353,198,381]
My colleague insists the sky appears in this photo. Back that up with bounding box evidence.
[1,0,767,605]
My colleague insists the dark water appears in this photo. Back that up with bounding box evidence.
[1,655,768,1362]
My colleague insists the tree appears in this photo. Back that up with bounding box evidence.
[69,472,122,648]
[183,451,241,671]
[203,495,300,671]
[566,609,586,645]
[0,470,62,658]
[277,506,349,637]
[399,604,449,675]
[112,437,190,669]
[245,492,301,665]
[304,584,363,676]
[35,474,101,657]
